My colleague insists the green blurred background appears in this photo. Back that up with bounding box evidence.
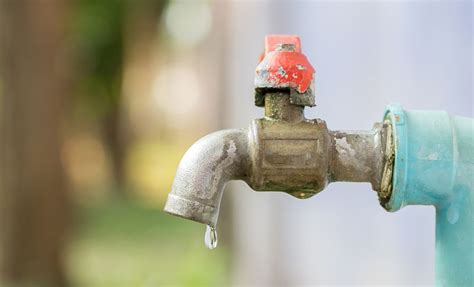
[0,0,230,286]
[3,1,468,286]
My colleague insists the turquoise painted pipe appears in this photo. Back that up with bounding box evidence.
[384,105,473,286]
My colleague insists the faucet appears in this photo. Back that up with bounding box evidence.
[164,35,393,228]
[164,35,473,286]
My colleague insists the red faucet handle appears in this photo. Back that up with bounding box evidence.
[255,34,315,107]
[265,35,301,55]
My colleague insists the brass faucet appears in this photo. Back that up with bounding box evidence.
[164,35,393,229]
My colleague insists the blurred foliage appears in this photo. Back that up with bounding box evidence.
[127,140,188,203]
[62,1,230,286]
[68,197,230,287]
[70,0,124,122]
[61,1,231,285]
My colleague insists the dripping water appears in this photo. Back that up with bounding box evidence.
[204,225,218,249]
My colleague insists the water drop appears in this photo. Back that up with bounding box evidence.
[204,225,218,249]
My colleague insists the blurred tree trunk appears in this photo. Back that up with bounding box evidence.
[0,1,71,286]
[104,104,127,194]
[77,0,167,196]
[118,0,167,189]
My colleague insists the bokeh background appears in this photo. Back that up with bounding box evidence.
[0,0,472,286]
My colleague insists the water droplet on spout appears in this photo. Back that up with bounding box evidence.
[204,225,218,249]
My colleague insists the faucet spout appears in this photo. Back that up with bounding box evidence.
[164,129,250,227]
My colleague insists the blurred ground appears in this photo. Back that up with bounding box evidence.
[68,197,229,287]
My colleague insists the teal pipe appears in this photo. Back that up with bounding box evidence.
[384,105,473,286]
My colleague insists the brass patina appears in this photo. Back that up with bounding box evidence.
[164,89,394,227]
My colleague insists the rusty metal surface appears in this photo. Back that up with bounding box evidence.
[379,120,394,206]
[250,93,389,197]
[249,92,329,199]
[263,92,304,123]
[329,123,386,191]
[164,91,393,226]
[164,34,394,227]
[163,129,250,227]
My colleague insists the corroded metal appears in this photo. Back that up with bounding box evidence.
[164,34,394,227]
[164,129,250,227]
[164,91,393,226]
[379,120,394,205]
[329,123,387,192]
[250,93,389,196]
[263,92,304,122]
[250,93,330,199]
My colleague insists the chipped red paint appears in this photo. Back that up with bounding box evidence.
[255,35,315,94]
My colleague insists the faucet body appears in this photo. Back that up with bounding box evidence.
[249,92,390,198]
[164,35,393,228]
[164,92,392,227]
